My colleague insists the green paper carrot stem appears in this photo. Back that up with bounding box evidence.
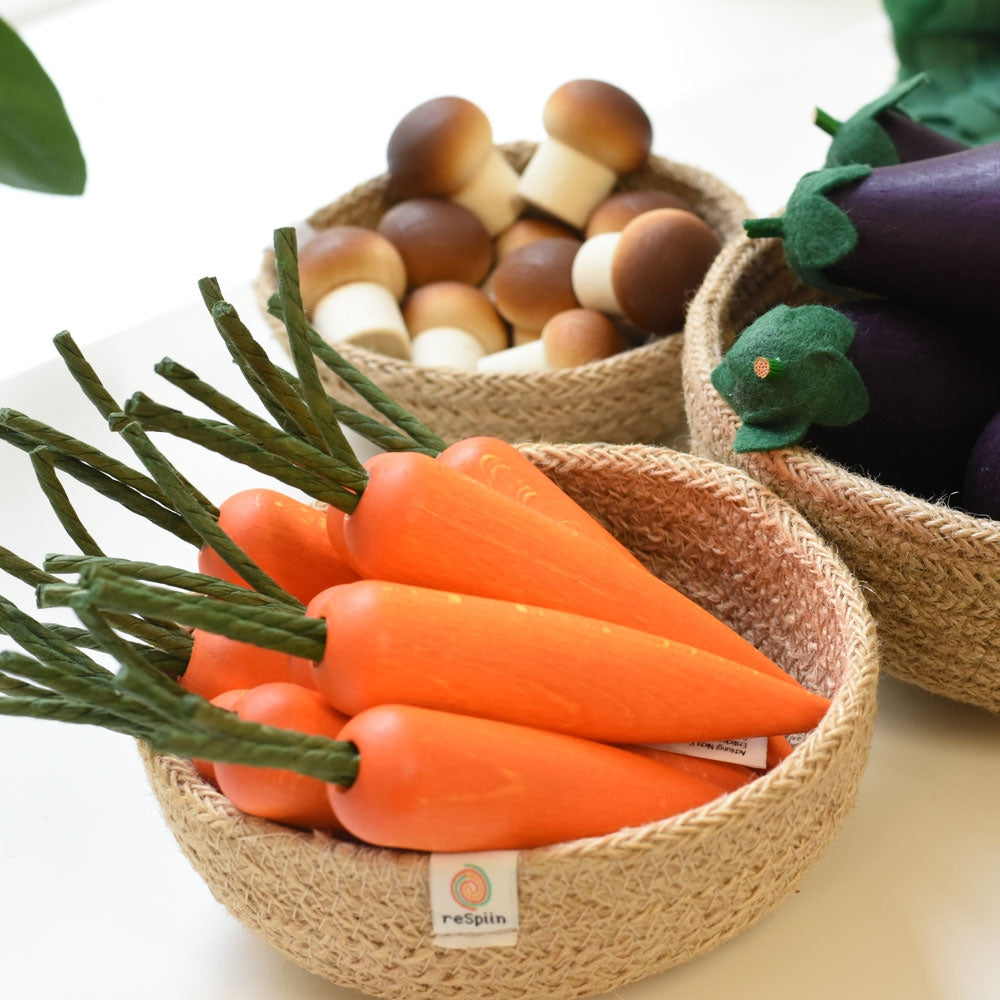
[268,292,446,454]
[152,358,364,484]
[109,420,298,605]
[0,544,60,590]
[52,331,121,421]
[29,446,104,556]
[40,622,187,674]
[198,277,327,448]
[0,423,199,547]
[43,553,285,608]
[0,406,170,507]
[120,393,365,508]
[81,569,324,661]
[273,227,365,469]
[35,581,194,657]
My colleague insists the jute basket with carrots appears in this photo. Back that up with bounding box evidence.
[0,228,876,1000]
[139,438,878,1000]
[255,142,749,446]
[683,233,1000,713]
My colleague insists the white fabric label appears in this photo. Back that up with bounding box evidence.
[429,850,520,949]
[647,737,769,769]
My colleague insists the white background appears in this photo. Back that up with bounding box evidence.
[1,3,999,999]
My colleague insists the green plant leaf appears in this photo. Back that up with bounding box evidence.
[0,17,86,195]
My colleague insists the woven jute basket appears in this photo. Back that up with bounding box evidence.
[140,442,878,1000]
[683,233,1000,713]
[255,143,749,446]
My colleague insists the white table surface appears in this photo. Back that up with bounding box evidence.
[2,2,998,999]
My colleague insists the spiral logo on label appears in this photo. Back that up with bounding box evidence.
[450,864,492,910]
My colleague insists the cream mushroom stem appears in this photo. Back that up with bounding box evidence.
[451,147,524,237]
[476,308,624,374]
[312,282,412,361]
[516,137,618,230]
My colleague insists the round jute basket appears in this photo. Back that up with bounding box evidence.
[140,442,878,1000]
[683,233,1000,713]
[255,143,749,446]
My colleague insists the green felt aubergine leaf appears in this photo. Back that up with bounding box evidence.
[817,74,932,167]
[743,164,871,295]
[710,304,869,453]
[0,17,86,195]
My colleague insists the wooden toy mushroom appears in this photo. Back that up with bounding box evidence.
[403,281,509,371]
[585,188,696,238]
[477,307,626,373]
[376,198,493,288]
[516,80,653,229]
[297,226,411,360]
[571,208,720,335]
[387,96,523,236]
[490,236,582,344]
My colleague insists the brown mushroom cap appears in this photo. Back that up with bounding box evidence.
[377,198,493,288]
[543,80,653,175]
[585,188,697,237]
[491,237,582,332]
[298,226,408,315]
[610,208,721,333]
[387,96,495,198]
[541,308,627,367]
[494,216,582,259]
[403,281,509,354]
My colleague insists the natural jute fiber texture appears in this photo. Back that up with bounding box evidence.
[141,443,879,1000]
[255,143,749,446]
[683,232,1000,713]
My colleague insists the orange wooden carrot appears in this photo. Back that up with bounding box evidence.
[191,688,247,784]
[307,579,830,743]
[621,744,758,792]
[339,450,795,685]
[213,682,349,831]
[436,436,644,566]
[329,704,725,851]
[199,487,360,604]
[180,629,296,701]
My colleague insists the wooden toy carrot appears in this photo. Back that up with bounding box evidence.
[191,688,247,783]
[307,579,830,742]
[621,744,758,792]
[179,629,296,701]
[199,487,360,604]
[213,682,350,832]
[338,450,795,684]
[329,703,725,851]
[435,435,644,565]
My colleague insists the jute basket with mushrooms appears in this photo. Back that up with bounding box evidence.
[257,83,749,446]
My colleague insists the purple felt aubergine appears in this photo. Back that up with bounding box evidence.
[744,142,1000,329]
[803,300,1000,501]
[962,411,1000,520]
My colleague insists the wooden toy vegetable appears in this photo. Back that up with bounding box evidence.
[213,681,350,831]
[305,579,830,742]
[198,487,360,604]
[435,434,645,563]
[743,143,1000,328]
[329,704,724,851]
[338,449,793,684]
[180,629,297,701]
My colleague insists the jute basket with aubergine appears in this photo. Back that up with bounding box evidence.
[683,232,1000,714]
